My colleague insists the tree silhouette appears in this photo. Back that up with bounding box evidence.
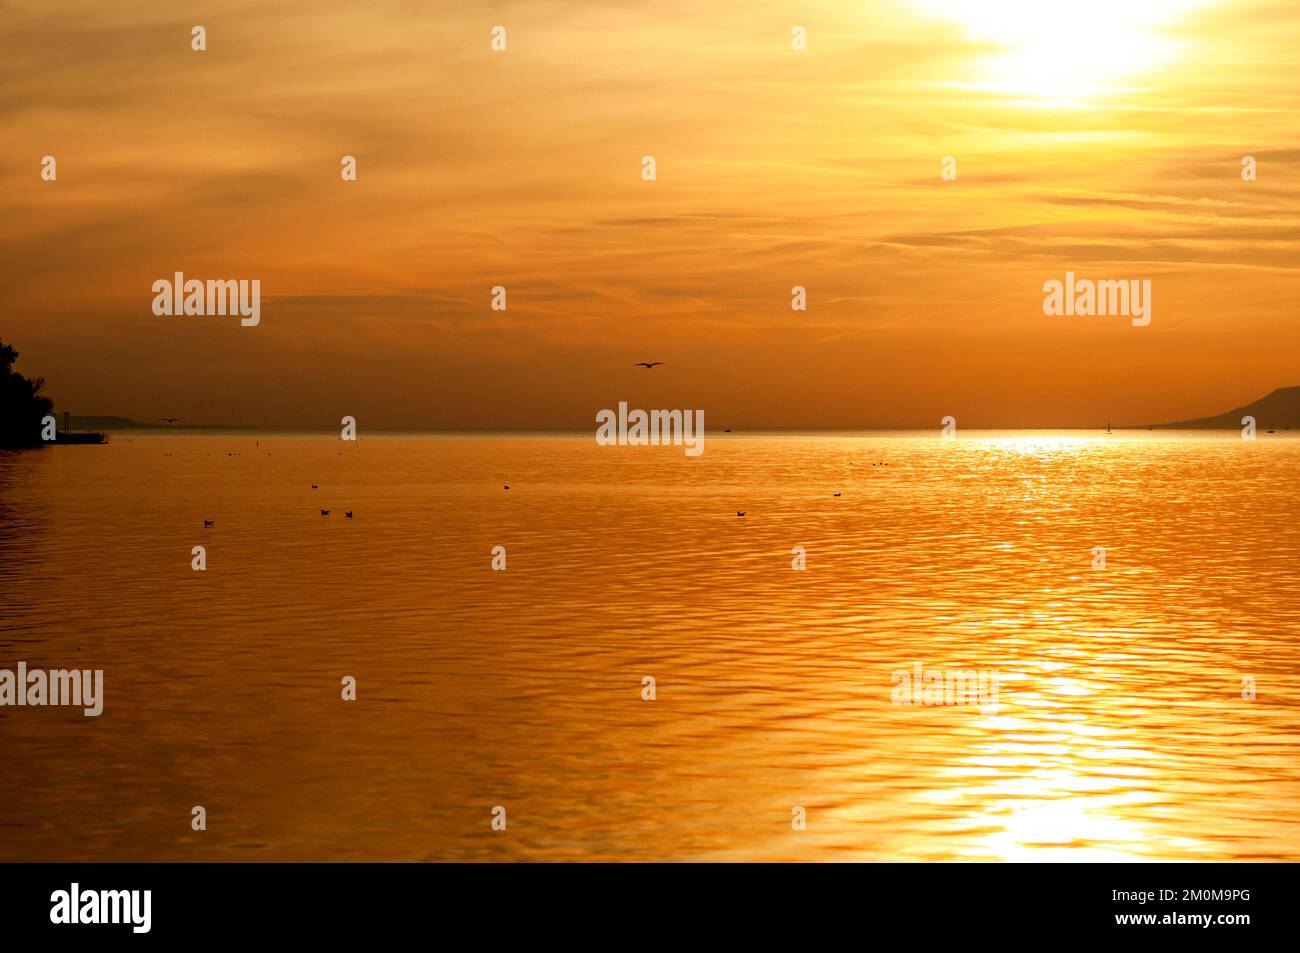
[0,337,55,448]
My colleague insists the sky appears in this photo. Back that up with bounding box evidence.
[1,0,1297,429]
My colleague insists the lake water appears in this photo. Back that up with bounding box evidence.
[1,432,1298,861]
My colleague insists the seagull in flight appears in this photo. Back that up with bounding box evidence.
[159,418,182,424]
[634,362,663,369]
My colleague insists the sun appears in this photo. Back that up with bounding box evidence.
[913,0,1206,102]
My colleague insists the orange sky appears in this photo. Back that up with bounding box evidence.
[1,0,1297,429]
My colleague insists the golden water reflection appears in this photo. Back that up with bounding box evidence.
[1,432,1297,861]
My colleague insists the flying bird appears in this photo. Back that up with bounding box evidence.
[159,418,182,424]
[634,362,663,369]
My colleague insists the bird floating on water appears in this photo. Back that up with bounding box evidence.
[203,519,214,527]
[311,484,318,489]
[833,492,841,497]
[320,509,330,516]
[737,511,746,517]
[345,511,353,518]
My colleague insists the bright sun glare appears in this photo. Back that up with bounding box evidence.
[915,0,1204,101]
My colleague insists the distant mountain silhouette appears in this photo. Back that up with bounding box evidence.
[69,416,142,430]
[1148,386,1300,429]
[67,416,254,431]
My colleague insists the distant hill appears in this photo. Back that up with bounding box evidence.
[69,416,141,430]
[1148,386,1300,429]
[67,416,254,431]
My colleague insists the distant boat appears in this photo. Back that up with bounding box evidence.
[1106,422,1112,434]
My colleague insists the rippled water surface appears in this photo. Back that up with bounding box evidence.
[1,432,1298,861]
